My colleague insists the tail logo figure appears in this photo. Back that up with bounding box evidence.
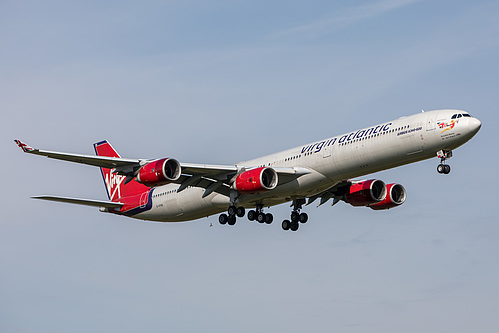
[105,173,126,201]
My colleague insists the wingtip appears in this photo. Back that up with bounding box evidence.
[14,139,34,152]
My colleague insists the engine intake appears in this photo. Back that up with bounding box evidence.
[370,183,406,210]
[345,179,386,207]
[234,167,278,194]
[136,158,181,186]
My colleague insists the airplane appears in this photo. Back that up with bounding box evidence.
[15,109,481,231]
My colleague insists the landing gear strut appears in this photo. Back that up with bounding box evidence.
[282,199,308,232]
[437,150,452,174]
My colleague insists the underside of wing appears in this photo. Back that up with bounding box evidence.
[175,165,312,197]
[306,180,350,206]
[273,167,312,185]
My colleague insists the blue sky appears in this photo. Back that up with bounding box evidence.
[1,1,498,332]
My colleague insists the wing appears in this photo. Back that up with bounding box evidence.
[14,140,140,169]
[32,195,124,208]
[14,140,239,193]
[15,140,239,175]
[15,140,310,196]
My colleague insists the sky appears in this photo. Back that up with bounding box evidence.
[1,0,498,332]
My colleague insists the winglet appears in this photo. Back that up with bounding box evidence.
[14,139,35,152]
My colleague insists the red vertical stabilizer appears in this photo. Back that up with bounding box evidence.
[93,140,149,201]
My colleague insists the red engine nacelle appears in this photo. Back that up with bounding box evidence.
[345,179,387,207]
[233,167,278,194]
[136,158,181,186]
[370,183,406,210]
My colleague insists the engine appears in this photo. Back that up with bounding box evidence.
[233,167,278,194]
[370,183,406,210]
[345,179,387,207]
[136,158,181,186]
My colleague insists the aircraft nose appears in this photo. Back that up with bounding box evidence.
[468,117,482,134]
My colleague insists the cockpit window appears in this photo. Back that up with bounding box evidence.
[451,114,457,119]
[462,114,471,117]
[457,114,462,118]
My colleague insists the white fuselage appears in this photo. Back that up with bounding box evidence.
[137,109,481,222]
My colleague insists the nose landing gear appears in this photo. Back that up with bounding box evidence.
[437,150,452,174]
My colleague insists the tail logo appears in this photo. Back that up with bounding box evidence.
[105,173,126,201]
[14,140,34,152]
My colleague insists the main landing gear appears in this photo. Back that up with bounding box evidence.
[219,200,309,232]
[282,199,308,232]
[219,204,273,226]
[247,205,273,224]
[437,150,452,174]
[218,205,245,226]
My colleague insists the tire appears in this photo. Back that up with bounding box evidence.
[228,205,237,216]
[437,164,445,174]
[291,211,299,223]
[228,215,236,225]
[444,164,451,174]
[247,210,256,221]
[265,213,273,224]
[219,214,228,225]
[290,221,299,231]
[282,220,290,231]
[256,212,266,223]
[236,206,245,218]
[299,213,308,223]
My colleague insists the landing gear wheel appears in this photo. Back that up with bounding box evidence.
[291,211,299,223]
[227,205,237,216]
[236,206,245,218]
[437,164,451,174]
[228,215,236,225]
[256,212,266,223]
[219,214,228,225]
[282,220,290,231]
[247,210,256,221]
[290,221,299,231]
[265,213,273,224]
[299,213,308,223]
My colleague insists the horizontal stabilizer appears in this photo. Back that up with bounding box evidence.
[32,195,124,208]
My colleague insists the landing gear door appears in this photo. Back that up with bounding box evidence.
[426,113,437,131]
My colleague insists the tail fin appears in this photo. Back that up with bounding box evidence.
[93,140,148,201]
